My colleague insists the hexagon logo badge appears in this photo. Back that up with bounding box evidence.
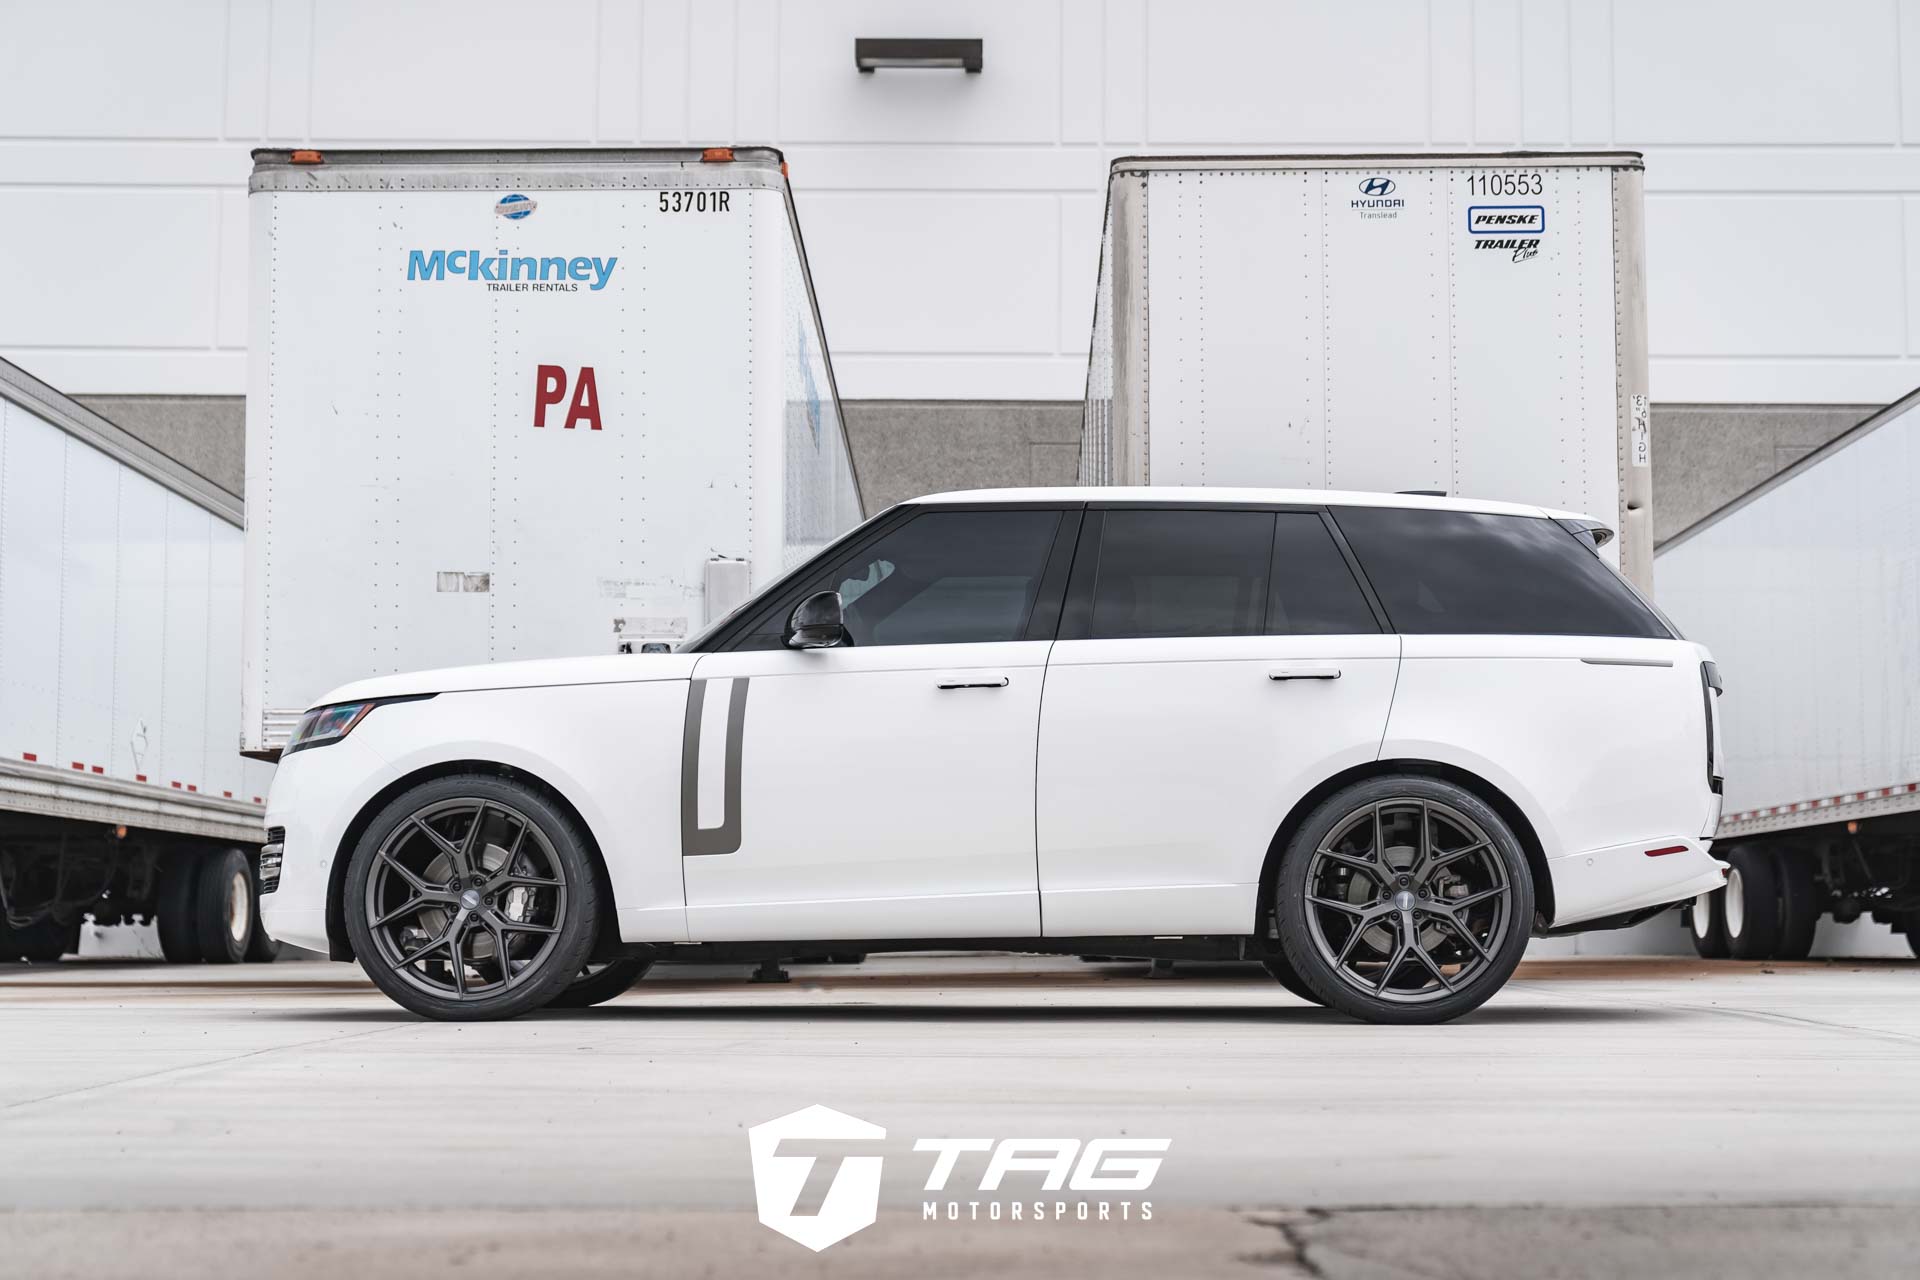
[747,1104,887,1252]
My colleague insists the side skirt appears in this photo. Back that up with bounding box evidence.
[626,934,1260,965]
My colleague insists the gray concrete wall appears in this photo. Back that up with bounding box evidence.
[841,400,1084,513]
[66,395,1880,544]
[75,394,244,499]
[1650,403,1874,543]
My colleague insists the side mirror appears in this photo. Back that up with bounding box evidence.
[784,590,849,649]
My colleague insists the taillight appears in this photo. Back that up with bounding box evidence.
[1700,661,1723,794]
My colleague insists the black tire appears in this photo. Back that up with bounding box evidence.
[1902,914,1919,960]
[344,774,600,1021]
[245,902,279,963]
[1261,952,1324,1006]
[1688,889,1730,958]
[1724,845,1781,960]
[155,851,205,964]
[195,848,257,964]
[1772,848,1820,961]
[1274,776,1534,1025]
[545,956,653,1009]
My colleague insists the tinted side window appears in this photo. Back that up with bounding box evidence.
[1091,510,1274,639]
[1331,507,1669,638]
[1269,513,1380,634]
[826,510,1061,646]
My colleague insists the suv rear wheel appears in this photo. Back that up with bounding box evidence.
[345,775,600,1021]
[1274,776,1534,1025]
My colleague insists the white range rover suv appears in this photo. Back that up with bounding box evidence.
[260,488,1726,1025]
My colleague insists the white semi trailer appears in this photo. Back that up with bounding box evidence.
[243,146,862,756]
[1080,152,1653,586]
[1657,391,1920,960]
[0,357,274,963]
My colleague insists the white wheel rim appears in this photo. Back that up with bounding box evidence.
[227,870,251,944]
[1724,870,1746,938]
[1692,892,1715,939]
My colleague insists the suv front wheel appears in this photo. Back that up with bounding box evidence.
[1274,776,1534,1025]
[344,775,601,1021]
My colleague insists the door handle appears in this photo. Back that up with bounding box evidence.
[1268,665,1341,681]
[936,674,1011,690]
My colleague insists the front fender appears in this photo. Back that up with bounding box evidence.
[342,681,692,942]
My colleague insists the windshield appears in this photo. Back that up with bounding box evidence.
[676,506,897,651]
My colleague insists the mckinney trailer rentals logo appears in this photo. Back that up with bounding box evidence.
[405,249,618,291]
[747,1104,1168,1252]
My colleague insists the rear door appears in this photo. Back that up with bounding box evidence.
[1036,506,1401,937]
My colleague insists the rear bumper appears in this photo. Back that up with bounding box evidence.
[1546,836,1726,930]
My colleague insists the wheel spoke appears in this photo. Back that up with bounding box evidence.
[1334,918,1376,966]
[447,932,467,996]
[1413,801,1433,875]
[450,804,487,882]
[1308,893,1384,918]
[380,849,440,895]
[372,896,431,928]
[498,918,559,936]
[1425,841,1492,874]
[487,919,516,988]
[1410,940,1456,993]
[393,929,452,971]
[1315,848,1386,882]
[409,819,467,875]
[1373,940,1411,993]
[1434,909,1495,962]
[1449,885,1508,911]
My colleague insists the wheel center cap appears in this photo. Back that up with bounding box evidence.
[1392,890,1416,913]
[459,888,483,911]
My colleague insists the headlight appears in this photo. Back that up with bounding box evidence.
[284,694,435,755]
[284,701,377,754]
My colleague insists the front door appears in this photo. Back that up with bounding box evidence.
[1037,507,1402,937]
[681,506,1075,941]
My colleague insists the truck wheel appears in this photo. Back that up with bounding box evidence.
[1274,776,1534,1025]
[155,851,205,963]
[546,956,652,1009]
[344,774,600,1021]
[194,848,257,964]
[1724,846,1782,960]
[1772,848,1820,961]
[1687,890,1729,958]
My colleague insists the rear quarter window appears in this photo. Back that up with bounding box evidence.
[1330,507,1669,638]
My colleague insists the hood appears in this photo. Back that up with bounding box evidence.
[315,652,701,707]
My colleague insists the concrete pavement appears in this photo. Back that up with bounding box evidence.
[1,955,1915,1276]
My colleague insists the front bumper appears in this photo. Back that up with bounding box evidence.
[258,734,389,955]
[1546,836,1727,931]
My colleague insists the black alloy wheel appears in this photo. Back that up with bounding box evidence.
[1275,776,1534,1025]
[345,775,599,1020]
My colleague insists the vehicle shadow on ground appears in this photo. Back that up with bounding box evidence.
[257,1002,1669,1026]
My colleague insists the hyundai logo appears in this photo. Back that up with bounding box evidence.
[1359,177,1396,197]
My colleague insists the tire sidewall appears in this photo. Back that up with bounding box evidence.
[194,848,255,964]
[1723,845,1782,960]
[345,774,600,1021]
[1275,776,1535,1025]
[545,955,654,1009]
